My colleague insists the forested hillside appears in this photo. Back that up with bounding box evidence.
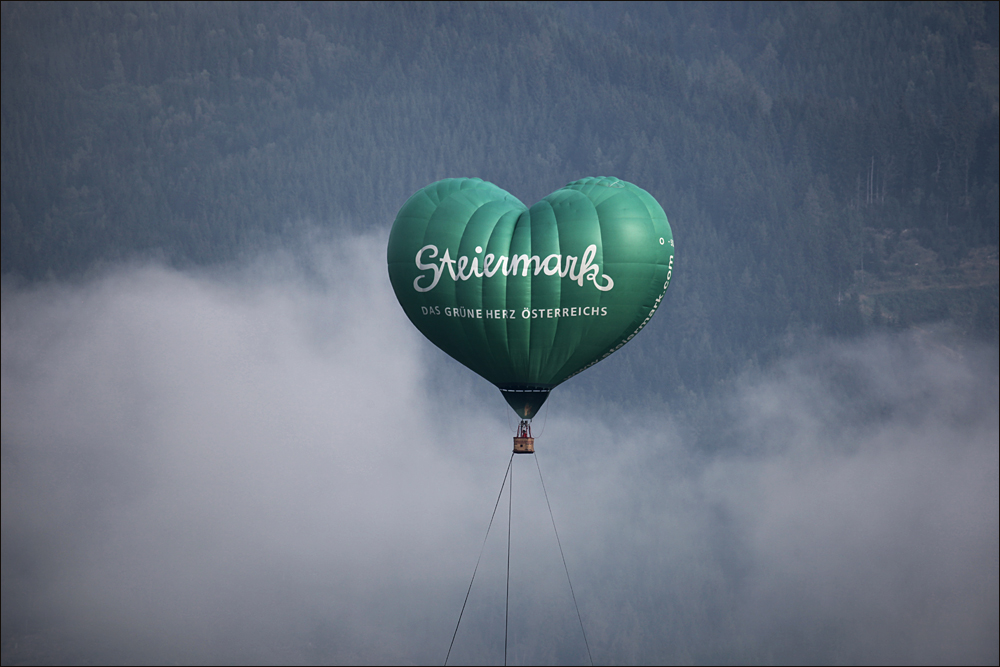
[2,1,997,404]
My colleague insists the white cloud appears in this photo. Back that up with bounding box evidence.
[3,235,997,665]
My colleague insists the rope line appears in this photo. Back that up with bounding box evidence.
[444,452,514,666]
[534,454,595,666]
[535,402,550,437]
[505,457,513,666]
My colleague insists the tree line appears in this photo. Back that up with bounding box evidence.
[2,1,997,406]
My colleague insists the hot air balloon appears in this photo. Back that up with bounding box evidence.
[387,177,674,450]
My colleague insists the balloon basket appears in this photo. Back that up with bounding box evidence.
[513,420,534,454]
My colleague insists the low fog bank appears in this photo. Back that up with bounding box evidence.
[3,232,997,665]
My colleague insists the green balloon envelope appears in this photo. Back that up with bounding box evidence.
[387,177,674,419]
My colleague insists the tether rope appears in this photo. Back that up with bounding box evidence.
[505,457,513,666]
[534,453,594,666]
[444,452,514,666]
[444,450,594,666]
[535,403,550,437]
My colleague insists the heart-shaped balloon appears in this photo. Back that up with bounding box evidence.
[387,177,674,418]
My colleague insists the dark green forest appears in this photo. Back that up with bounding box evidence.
[2,1,998,407]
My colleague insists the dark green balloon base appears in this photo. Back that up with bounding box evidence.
[498,385,552,420]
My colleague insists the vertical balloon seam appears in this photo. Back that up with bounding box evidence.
[593,185,647,368]
[617,187,660,346]
[467,199,510,379]
[524,202,544,381]
[505,208,532,382]
[541,197,564,382]
[425,186,469,369]
[482,204,503,378]
[457,199,484,376]
[549,187,600,386]
[596,185,615,362]
[616,187,664,355]
[494,208,519,382]
[588,185,637,380]
[621,184,673,358]
[460,187,519,381]
[526,201,542,380]
[464,186,513,379]
[417,181,472,372]
[546,191,572,384]
[550,181,598,385]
